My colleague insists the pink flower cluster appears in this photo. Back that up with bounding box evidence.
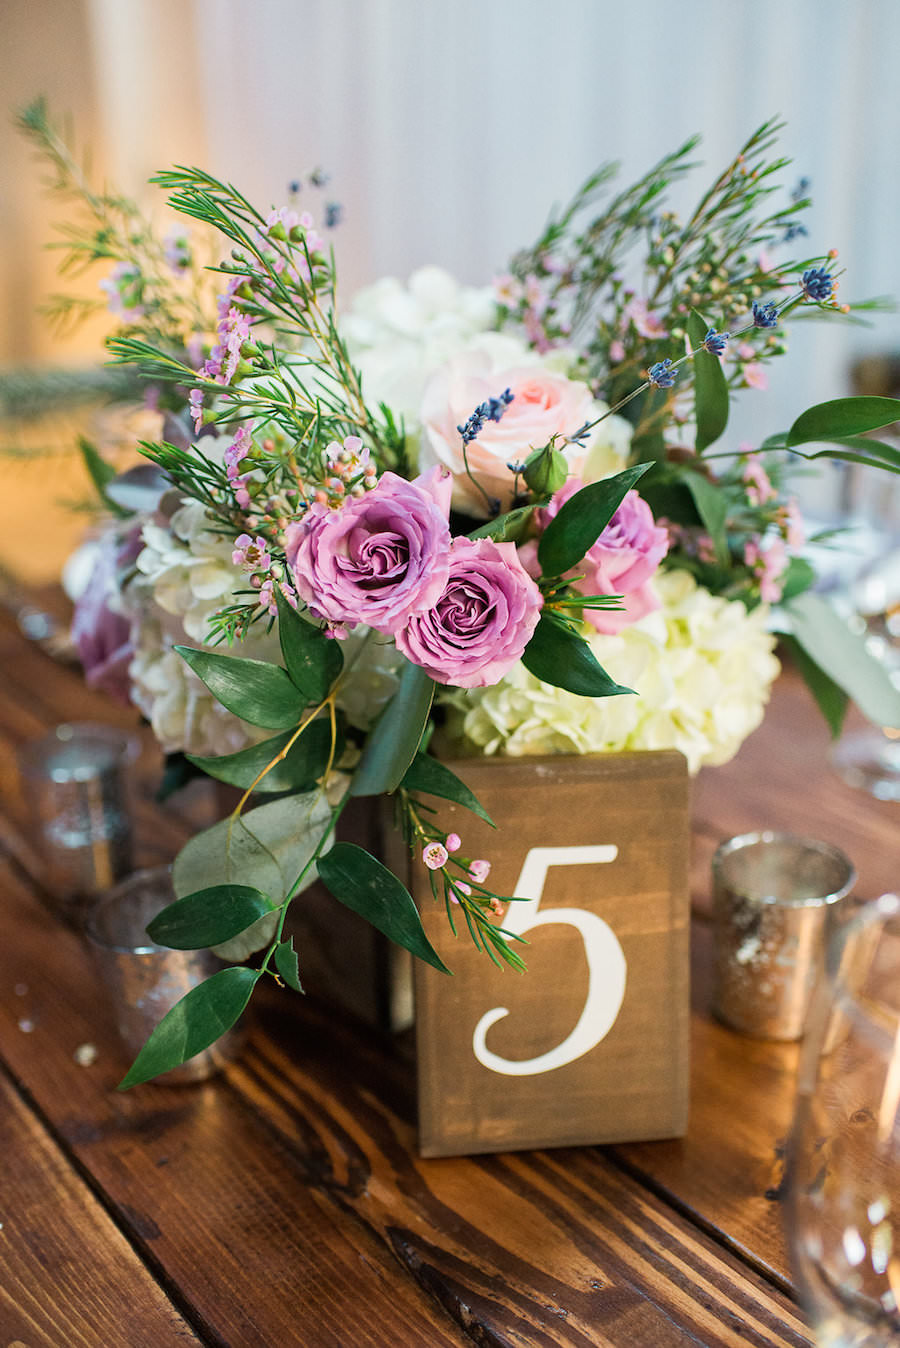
[284,466,543,687]
[225,427,254,509]
[744,534,788,603]
[201,284,251,386]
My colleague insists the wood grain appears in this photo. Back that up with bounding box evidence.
[0,856,470,1348]
[401,751,691,1157]
[0,1070,199,1346]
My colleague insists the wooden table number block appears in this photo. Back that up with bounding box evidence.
[403,751,691,1158]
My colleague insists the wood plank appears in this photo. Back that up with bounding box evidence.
[227,989,812,1347]
[0,856,469,1348]
[0,1070,200,1347]
[691,663,898,912]
[612,919,801,1291]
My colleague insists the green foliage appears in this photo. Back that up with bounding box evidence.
[350,661,435,797]
[785,397,900,448]
[537,463,651,576]
[687,310,730,452]
[173,791,334,908]
[317,842,450,974]
[779,635,848,740]
[522,614,633,698]
[274,937,303,993]
[146,884,275,950]
[186,721,339,795]
[467,503,541,544]
[679,468,728,564]
[400,754,495,827]
[779,593,900,730]
[275,589,343,702]
[77,437,131,518]
[175,646,308,730]
[118,967,260,1090]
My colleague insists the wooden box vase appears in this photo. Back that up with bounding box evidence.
[389,750,691,1158]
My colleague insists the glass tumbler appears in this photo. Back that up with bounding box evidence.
[786,892,900,1346]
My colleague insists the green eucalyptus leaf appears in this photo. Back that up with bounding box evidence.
[679,468,728,564]
[687,310,730,453]
[468,503,540,544]
[275,588,344,702]
[187,719,339,794]
[173,790,335,908]
[521,614,634,698]
[537,463,652,577]
[317,842,450,974]
[175,646,306,729]
[400,754,495,827]
[779,634,848,740]
[274,936,303,992]
[118,967,260,1090]
[146,884,275,950]
[785,397,900,447]
[780,592,900,729]
[350,660,435,797]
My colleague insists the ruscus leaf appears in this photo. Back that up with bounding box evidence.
[317,842,450,974]
[785,396,900,447]
[537,464,652,577]
[118,967,260,1089]
[176,646,307,729]
[274,937,304,993]
[780,592,900,729]
[687,310,730,453]
[350,660,435,797]
[146,884,275,950]
[187,719,339,794]
[275,588,344,702]
[521,614,634,698]
[400,754,495,827]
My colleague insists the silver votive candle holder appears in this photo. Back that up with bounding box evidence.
[85,865,243,1084]
[18,722,139,922]
[711,831,857,1040]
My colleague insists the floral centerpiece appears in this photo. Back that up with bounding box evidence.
[18,103,900,1087]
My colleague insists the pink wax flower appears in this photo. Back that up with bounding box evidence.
[395,536,542,688]
[232,534,272,572]
[423,842,449,870]
[538,484,669,634]
[493,273,523,306]
[609,339,626,364]
[741,455,777,506]
[779,498,806,549]
[625,297,667,340]
[744,534,788,603]
[742,363,768,392]
[468,859,491,883]
[284,466,452,634]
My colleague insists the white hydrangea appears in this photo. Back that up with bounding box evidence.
[128,500,281,756]
[342,265,497,421]
[438,571,781,774]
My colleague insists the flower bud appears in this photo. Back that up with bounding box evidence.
[267,222,289,242]
[522,443,568,496]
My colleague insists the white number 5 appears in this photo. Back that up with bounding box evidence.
[472,845,626,1076]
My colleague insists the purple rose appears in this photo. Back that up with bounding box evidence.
[285,467,452,634]
[539,483,669,634]
[71,525,142,705]
[395,537,542,688]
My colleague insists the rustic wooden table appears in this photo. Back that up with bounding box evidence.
[0,595,897,1348]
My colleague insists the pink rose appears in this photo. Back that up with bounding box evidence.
[284,466,452,634]
[538,483,669,634]
[420,348,596,515]
[395,537,542,688]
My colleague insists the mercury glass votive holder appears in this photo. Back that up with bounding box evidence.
[85,866,243,1085]
[18,722,139,922]
[711,831,857,1040]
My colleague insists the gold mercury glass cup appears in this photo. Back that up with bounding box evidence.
[85,865,244,1084]
[711,831,857,1040]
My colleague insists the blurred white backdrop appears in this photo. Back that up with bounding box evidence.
[80,0,900,479]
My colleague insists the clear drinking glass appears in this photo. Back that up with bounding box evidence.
[786,892,900,1345]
